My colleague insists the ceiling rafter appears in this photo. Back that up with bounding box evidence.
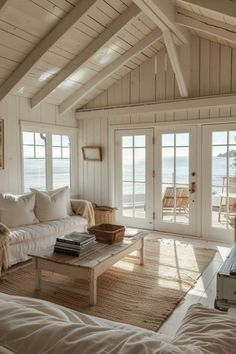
[0,0,98,102]
[133,0,190,98]
[31,4,141,109]
[75,94,236,120]
[180,0,236,20]
[59,28,162,114]
[133,0,188,44]
[163,30,188,97]
[176,8,236,45]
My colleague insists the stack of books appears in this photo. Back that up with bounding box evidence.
[54,232,96,257]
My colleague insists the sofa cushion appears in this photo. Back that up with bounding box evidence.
[9,216,87,245]
[8,215,87,267]
[0,193,39,228]
[172,303,236,354]
[46,186,73,216]
[62,186,74,216]
[32,188,68,222]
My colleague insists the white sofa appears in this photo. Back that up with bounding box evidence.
[0,292,235,354]
[8,213,87,267]
[0,189,94,268]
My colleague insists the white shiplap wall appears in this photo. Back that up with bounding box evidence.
[78,36,236,205]
[0,94,77,194]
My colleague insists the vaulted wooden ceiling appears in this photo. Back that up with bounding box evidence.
[0,0,235,114]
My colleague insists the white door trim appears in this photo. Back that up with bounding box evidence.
[202,123,236,243]
[108,120,236,241]
[109,122,197,207]
[154,125,199,236]
[112,128,154,229]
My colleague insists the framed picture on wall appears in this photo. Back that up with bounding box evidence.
[82,146,102,161]
[0,120,4,169]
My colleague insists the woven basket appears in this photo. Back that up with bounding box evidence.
[93,205,117,224]
[88,224,125,244]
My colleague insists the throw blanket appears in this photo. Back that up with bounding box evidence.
[71,200,95,227]
[0,223,10,271]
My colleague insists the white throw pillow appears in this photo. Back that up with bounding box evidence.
[31,188,68,222]
[0,193,39,228]
[53,186,74,216]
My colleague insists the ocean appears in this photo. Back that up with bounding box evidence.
[122,156,236,196]
[24,159,70,191]
[24,156,236,196]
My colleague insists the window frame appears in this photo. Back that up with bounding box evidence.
[20,121,78,195]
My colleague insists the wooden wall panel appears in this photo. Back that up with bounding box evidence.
[190,36,200,97]
[0,94,77,194]
[77,35,236,204]
[232,49,236,93]
[220,45,231,94]
[200,39,210,96]
[210,42,220,95]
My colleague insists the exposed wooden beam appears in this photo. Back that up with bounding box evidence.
[133,0,188,44]
[75,94,236,120]
[31,4,141,108]
[59,28,162,114]
[176,9,236,45]
[181,0,236,20]
[163,30,189,97]
[0,0,97,101]
[133,0,189,97]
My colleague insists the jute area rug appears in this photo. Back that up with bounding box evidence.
[0,234,216,331]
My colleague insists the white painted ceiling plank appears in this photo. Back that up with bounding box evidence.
[59,28,162,113]
[26,0,66,19]
[31,4,141,108]
[105,0,128,13]
[46,0,73,13]
[0,18,38,44]
[0,0,98,101]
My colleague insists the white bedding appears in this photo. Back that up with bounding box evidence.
[173,303,236,354]
[0,293,191,354]
[8,216,87,267]
[0,295,235,354]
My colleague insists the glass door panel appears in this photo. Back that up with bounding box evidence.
[161,133,190,224]
[115,129,154,229]
[156,127,197,236]
[203,124,236,242]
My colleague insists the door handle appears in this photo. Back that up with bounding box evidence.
[189,182,196,194]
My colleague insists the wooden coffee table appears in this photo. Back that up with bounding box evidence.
[29,231,146,306]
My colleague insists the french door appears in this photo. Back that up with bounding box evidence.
[202,124,236,243]
[155,126,198,236]
[114,129,154,229]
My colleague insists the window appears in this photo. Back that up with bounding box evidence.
[52,135,71,189]
[23,132,46,191]
[22,125,77,193]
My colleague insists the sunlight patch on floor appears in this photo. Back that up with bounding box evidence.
[112,260,135,272]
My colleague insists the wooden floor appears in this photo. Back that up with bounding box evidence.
[155,232,232,337]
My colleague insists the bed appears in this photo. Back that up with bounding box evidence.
[0,292,235,354]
